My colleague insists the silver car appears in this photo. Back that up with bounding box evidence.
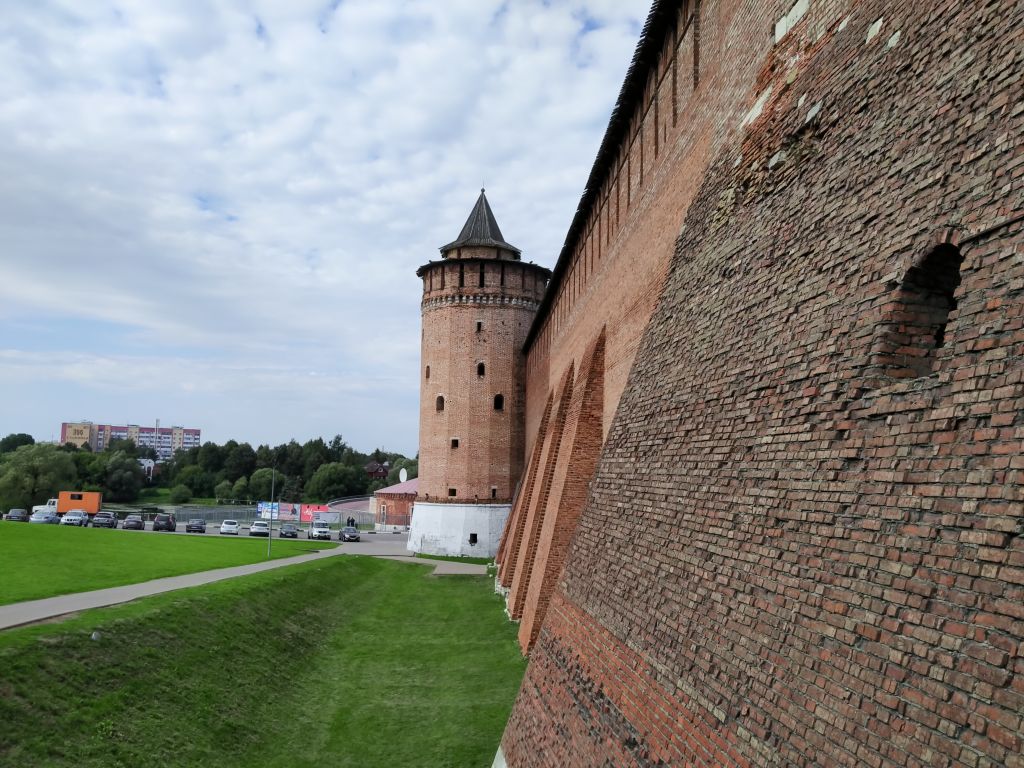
[29,510,59,524]
[60,510,89,527]
[307,522,332,540]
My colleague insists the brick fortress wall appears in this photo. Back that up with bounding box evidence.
[501,0,1024,766]
[499,0,776,651]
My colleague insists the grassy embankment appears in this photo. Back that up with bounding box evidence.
[415,553,492,566]
[0,524,334,605]
[0,556,525,768]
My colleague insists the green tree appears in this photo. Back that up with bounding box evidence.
[249,468,278,501]
[214,480,234,500]
[197,442,225,474]
[169,484,192,504]
[254,444,275,470]
[386,457,418,486]
[106,438,140,457]
[0,433,35,454]
[303,462,361,502]
[280,475,303,503]
[176,465,213,497]
[104,451,144,502]
[0,444,78,511]
[72,450,108,489]
[301,438,331,480]
[231,476,249,501]
[223,443,256,482]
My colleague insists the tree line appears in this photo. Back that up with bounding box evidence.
[0,432,417,512]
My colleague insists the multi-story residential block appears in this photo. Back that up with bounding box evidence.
[60,421,200,460]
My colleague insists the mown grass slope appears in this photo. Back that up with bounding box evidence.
[0,556,525,768]
[0,523,335,605]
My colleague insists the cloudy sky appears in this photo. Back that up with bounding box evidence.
[0,0,649,456]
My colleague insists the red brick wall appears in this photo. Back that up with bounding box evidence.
[375,492,415,527]
[418,255,548,503]
[502,0,1024,766]
[518,330,605,650]
[506,0,793,653]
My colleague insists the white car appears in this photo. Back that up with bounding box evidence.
[60,510,89,527]
[249,520,270,537]
[307,522,332,540]
[220,519,240,535]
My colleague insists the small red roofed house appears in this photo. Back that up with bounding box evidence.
[372,478,418,532]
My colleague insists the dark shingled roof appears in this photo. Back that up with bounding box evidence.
[440,189,521,256]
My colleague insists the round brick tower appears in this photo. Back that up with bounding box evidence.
[409,190,551,557]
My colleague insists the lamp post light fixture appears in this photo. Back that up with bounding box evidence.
[267,467,276,559]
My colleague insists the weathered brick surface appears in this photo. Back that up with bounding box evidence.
[418,251,548,504]
[519,330,606,649]
[502,0,1024,766]
[508,364,576,620]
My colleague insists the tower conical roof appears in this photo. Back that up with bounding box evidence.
[440,190,521,256]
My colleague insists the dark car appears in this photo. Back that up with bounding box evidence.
[152,513,177,532]
[6,508,29,522]
[123,514,145,530]
[279,523,299,539]
[340,526,361,542]
[185,518,207,533]
[92,511,118,529]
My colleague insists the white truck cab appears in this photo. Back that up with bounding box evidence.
[31,498,58,516]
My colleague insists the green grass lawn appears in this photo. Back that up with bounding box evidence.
[0,557,525,768]
[415,553,493,566]
[0,523,335,605]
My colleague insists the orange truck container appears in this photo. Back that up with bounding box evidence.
[57,491,103,516]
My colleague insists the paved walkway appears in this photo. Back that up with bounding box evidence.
[0,534,487,631]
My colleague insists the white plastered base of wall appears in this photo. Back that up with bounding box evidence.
[406,501,510,558]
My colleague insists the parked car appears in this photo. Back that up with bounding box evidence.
[123,514,145,530]
[60,509,90,527]
[152,513,177,532]
[340,526,361,542]
[6,508,29,522]
[279,523,299,539]
[220,519,240,535]
[185,518,207,533]
[92,511,118,529]
[249,520,270,537]
[307,522,332,540]
[29,509,59,524]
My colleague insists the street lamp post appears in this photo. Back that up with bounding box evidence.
[267,467,275,558]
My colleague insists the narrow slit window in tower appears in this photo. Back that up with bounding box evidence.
[477,362,485,377]
[459,263,465,287]
[494,394,504,411]
[425,365,430,380]
[479,263,485,287]
[476,321,483,333]
[436,395,444,412]
[451,438,459,448]
[448,488,457,497]
[500,263,505,286]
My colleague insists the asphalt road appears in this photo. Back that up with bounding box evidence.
[57,521,415,554]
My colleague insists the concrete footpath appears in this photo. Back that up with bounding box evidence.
[0,535,487,631]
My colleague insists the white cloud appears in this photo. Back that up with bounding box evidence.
[0,0,650,453]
